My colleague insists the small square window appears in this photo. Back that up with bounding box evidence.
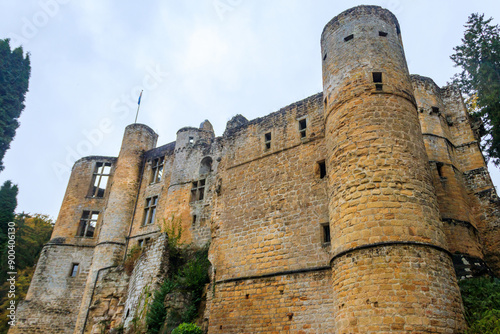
[372,72,382,83]
[298,119,307,139]
[70,263,79,277]
[264,132,272,150]
[322,224,331,244]
[431,107,440,114]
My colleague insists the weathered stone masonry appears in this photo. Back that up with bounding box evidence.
[10,5,500,334]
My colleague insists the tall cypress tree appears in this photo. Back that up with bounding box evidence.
[0,39,31,172]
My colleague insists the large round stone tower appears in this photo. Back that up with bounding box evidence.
[321,6,466,333]
[74,123,157,333]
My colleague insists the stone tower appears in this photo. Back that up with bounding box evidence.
[74,123,157,333]
[321,6,467,333]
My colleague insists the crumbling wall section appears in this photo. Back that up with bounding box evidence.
[122,233,169,330]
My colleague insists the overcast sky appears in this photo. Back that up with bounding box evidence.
[1,0,500,220]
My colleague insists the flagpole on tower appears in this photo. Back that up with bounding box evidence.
[134,90,143,123]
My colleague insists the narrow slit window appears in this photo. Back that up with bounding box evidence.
[90,162,112,198]
[323,53,327,61]
[322,224,331,244]
[298,119,307,139]
[70,263,79,277]
[77,211,99,238]
[143,196,158,225]
[437,162,445,178]
[344,34,354,42]
[318,161,327,179]
[192,215,197,225]
[379,31,388,37]
[191,179,206,202]
[264,132,272,150]
[151,157,164,183]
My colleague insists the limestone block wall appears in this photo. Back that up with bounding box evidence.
[10,244,94,334]
[412,75,500,276]
[83,267,129,334]
[208,270,335,333]
[211,93,329,281]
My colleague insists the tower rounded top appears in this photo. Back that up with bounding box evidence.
[321,5,400,41]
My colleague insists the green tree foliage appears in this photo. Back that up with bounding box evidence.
[171,323,203,334]
[0,214,53,334]
[0,39,31,172]
[459,277,500,333]
[451,14,500,165]
[0,181,18,284]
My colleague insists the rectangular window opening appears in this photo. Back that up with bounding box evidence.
[189,137,194,144]
[90,162,112,198]
[77,211,99,238]
[191,179,206,202]
[318,161,327,179]
[264,132,272,150]
[192,215,197,225]
[138,239,144,248]
[375,84,383,91]
[143,196,158,225]
[431,106,440,114]
[344,34,354,42]
[70,263,79,277]
[151,157,164,183]
[372,72,383,83]
[298,119,307,138]
[379,31,388,37]
[322,224,331,244]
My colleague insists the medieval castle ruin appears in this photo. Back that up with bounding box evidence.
[11,5,500,333]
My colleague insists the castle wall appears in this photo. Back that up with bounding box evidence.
[11,245,94,334]
[209,270,335,333]
[211,93,329,281]
[13,5,500,334]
